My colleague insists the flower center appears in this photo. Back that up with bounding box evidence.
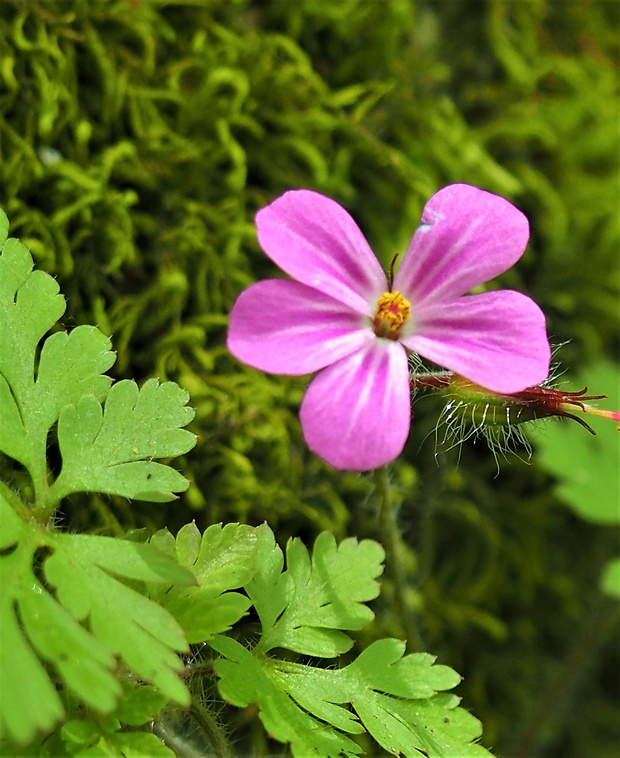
[373,291,411,340]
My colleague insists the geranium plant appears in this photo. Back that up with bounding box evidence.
[0,189,617,757]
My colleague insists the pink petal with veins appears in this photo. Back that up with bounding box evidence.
[227,279,372,375]
[256,190,387,315]
[395,184,530,305]
[402,290,551,393]
[299,340,410,470]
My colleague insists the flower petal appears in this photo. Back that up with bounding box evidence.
[402,290,551,393]
[256,190,387,315]
[394,184,530,304]
[299,341,411,471]
[227,279,373,375]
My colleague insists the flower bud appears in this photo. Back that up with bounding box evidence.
[411,370,619,457]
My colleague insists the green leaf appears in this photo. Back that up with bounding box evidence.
[0,212,196,513]
[0,495,191,746]
[114,684,170,727]
[0,226,65,398]
[51,378,197,503]
[212,636,363,758]
[533,361,620,525]
[31,325,115,440]
[189,522,260,589]
[243,524,291,643]
[213,634,490,758]
[44,540,191,705]
[0,226,116,499]
[0,497,116,746]
[211,530,489,758]
[58,718,174,758]
[55,533,197,586]
[343,638,462,699]
[166,587,252,644]
[249,528,384,656]
[150,523,258,643]
[335,640,487,757]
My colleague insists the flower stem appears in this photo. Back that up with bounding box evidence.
[373,466,422,650]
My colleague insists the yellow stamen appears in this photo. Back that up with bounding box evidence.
[373,291,411,339]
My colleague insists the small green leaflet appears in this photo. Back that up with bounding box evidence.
[149,522,257,643]
[0,495,195,746]
[40,684,173,757]
[0,209,196,514]
[50,378,196,503]
[248,526,385,657]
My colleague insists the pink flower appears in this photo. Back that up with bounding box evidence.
[227,184,551,471]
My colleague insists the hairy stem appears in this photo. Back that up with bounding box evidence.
[153,699,233,758]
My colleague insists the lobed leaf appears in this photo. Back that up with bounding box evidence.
[51,378,197,503]
[150,522,258,643]
[335,639,488,757]
[0,495,193,746]
[211,529,490,758]
[211,635,363,758]
[0,216,65,398]
[0,224,116,498]
[250,529,384,656]
[214,633,490,758]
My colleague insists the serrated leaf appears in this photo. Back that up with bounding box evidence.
[31,325,115,436]
[0,496,190,747]
[344,639,461,699]
[44,543,190,705]
[0,217,117,504]
[211,635,363,758]
[382,695,491,757]
[55,534,197,586]
[251,530,384,656]
[51,378,197,503]
[166,588,252,643]
[0,231,65,397]
[0,497,117,746]
[241,524,293,645]
[150,523,258,644]
[191,522,260,589]
[214,632,489,758]
[211,527,489,758]
[338,641,488,758]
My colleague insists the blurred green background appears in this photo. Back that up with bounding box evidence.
[1,1,618,755]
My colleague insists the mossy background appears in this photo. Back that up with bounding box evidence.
[1,1,618,756]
